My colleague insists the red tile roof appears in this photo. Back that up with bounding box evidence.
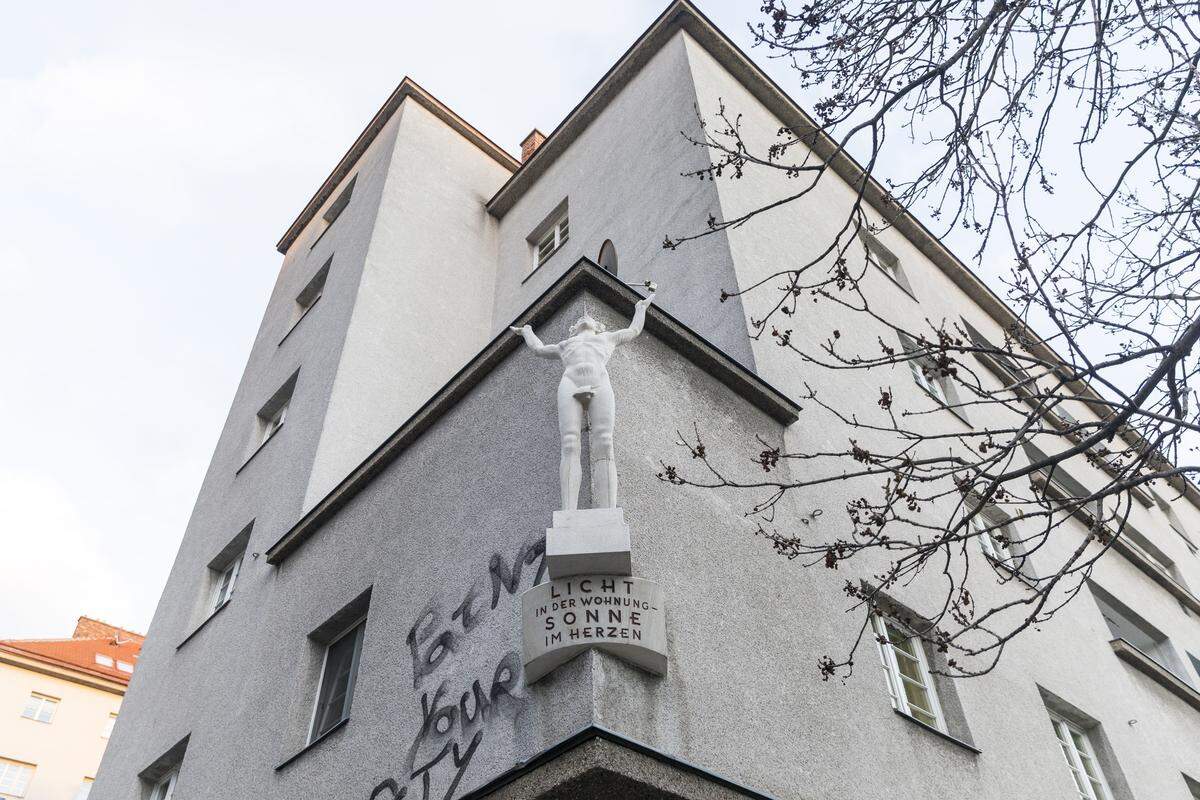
[0,615,144,686]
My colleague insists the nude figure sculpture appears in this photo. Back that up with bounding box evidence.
[510,292,655,512]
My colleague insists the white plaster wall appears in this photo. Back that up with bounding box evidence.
[303,99,513,508]
[675,30,1200,798]
[492,31,756,370]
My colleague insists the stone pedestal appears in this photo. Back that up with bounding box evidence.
[545,507,632,579]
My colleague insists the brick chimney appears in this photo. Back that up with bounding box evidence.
[520,129,547,162]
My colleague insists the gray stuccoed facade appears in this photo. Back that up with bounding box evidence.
[92,3,1200,799]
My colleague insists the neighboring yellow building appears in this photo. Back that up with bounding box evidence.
[0,618,143,800]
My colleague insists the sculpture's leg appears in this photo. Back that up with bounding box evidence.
[589,380,617,508]
[557,378,584,511]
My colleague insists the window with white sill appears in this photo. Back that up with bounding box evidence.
[871,614,945,730]
[530,203,569,270]
[0,759,35,798]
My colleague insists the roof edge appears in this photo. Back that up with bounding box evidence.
[0,646,129,693]
[275,77,519,255]
[265,258,798,565]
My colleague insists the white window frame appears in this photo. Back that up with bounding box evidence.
[21,693,58,724]
[94,653,114,668]
[534,213,569,269]
[967,508,1020,568]
[307,617,366,744]
[260,403,287,446]
[871,614,945,730]
[209,555,242,613]
[116,661,133,674]
[72,778,93,800]
[1050,714,1113,800]
[101,712,117,739]
[148,769,177,800]
[0,759,35,798]
[900,335,950,405]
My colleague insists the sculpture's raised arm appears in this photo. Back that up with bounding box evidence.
[510,325,560,359]
[609,292,655,345]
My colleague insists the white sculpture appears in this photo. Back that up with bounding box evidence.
[511,292,655,511]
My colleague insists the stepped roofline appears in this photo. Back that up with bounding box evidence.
[265,258,800,565]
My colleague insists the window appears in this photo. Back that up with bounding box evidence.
[859,229,911,292]
[94,654,114,668]
[309,619,366,742]
[0,759,34,798]
[310,176,356,250]
[967,508,1020,568]
[251,373,298,454]
[1184,772,1200,800]
[1154,490,1198,554]
[73,778,93,800]
[1090,583,1183,673]
[597,239,618,275]
[116,661,133,674]
[872,614,944,729]
[102,712,117,738]
[899,333,952,406]
[287,257,330,336]
[1190,652,1200,683]
[1050,715,1113,800]
[533,208,569,269]
[209,557,241,613]
[201,523,251,620]
[20,694,58,724]
[148,769,177,800]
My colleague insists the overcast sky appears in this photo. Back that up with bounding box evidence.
[1,1,821,639]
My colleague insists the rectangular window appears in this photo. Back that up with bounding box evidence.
[252,373,298,453]
[209,557,241,613]
[967,508,1026,573]
[310,176,356,250]
[73,778,93,800]
[94,654,114,668]
[0,759,35,798]
[20,693,58,724]
[898,333,951,406]
[872,614,944,730]
[287,257,330,336]
[1050,715,1113,800]
[532,207,569,269]
[1091,583,1185,677]
[116,661,133,674]
[859,228,907,289]
[309,619,366,742]
[148,769,177,800]
[1154,491,1198,554]
[102,712,117,739]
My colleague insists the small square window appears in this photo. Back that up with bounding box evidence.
[102,712,117,738]
[531,204,569,270]
[94,654,114,668]
[116,661,134,674]
[0,758,35,798]
[309,619,366,743]
[872,614,944,730]
[21,693,58,724]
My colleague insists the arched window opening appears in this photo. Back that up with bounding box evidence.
[598,240,618,275]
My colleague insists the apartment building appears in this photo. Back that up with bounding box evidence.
[90,3,1200,798]
[0,617,142,800]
